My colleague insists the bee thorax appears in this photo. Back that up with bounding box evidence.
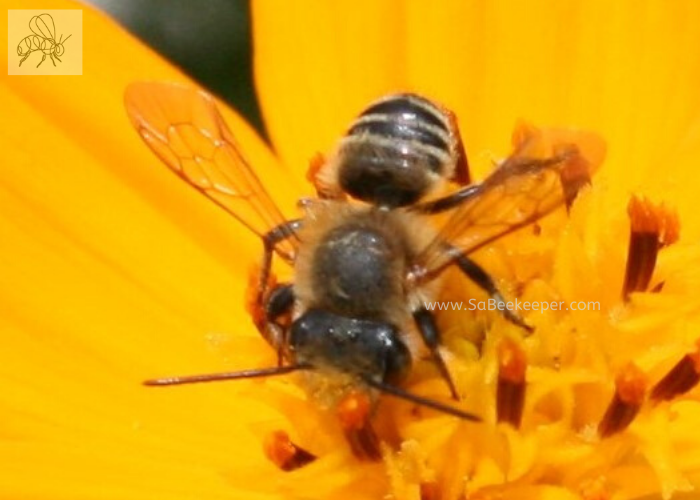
[311,223,405,319]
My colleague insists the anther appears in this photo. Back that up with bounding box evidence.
[598,363,647,438]
[420,482,439,500]
[579,475,610,500]
[337,390,381,460]
[622,196,679,299]
[651,340,700,402]
[263,430,317,471]
[496,338,527,428]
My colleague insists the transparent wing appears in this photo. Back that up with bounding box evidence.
[416,125,604,276]
[29,14,55,39]
[124,82,297,257]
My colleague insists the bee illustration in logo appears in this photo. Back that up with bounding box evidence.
[125,82,601,461]
[17,13,72,68]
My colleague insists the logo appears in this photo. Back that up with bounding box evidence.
[8,10,82,75]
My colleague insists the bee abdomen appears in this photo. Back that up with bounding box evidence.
[334,93,457,207]
[345,94,453,170]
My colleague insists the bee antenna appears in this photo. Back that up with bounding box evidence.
[362,376,481,422]
[143,363,312,386]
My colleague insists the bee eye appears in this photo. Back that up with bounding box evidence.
[383,334,411,385]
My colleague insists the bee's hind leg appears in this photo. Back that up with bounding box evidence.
[306,152,346,200]
[451,251,533,334]
[37,54,46,67]
[258,219,303,306]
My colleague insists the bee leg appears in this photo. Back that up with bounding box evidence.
[442,108,471,185]
[412,184,480,214]
[19,53,30,66]
[452,252,534,334]
[37,54,46,68]
[49,53,57,66]
[258,219,303,306]
[413,308,460,400]
[264,283,295,366]
[306,152,345,200]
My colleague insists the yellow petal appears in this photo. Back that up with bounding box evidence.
[2,1,295,498]
[252,1,410,181]
[4,0,700,499]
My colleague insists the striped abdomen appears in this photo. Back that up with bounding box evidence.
[336,94,456,208]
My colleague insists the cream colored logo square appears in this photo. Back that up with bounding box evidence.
[8,10,82,75]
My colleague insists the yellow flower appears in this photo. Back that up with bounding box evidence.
[2,1,700,500]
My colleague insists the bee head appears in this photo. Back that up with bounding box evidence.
[289,309,411,385]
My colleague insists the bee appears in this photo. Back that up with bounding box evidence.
[17,13,72,68]
[125,83,598,461]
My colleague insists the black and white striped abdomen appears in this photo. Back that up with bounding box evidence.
[348,94,453,172]
[334,94,457,208]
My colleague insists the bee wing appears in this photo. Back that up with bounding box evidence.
[124,82,298,257]
[416,126,604,275]
[30,14,56,39]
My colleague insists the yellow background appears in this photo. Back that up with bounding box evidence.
[8,9,82,75]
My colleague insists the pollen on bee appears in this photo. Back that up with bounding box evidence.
[622,196,680,299]
[650,339,700,402]
[263,430,317,471]
[598,363,647,438]
[496,338,527,428]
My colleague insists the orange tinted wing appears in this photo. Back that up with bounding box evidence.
[417,133,600,276]
[124,82,297,256]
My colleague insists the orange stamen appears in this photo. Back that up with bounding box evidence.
[263,430,317,471]
[497,338,527,428]
[598,363,647,438]
[651,339,700,402]
[623,196,680,299]
[554,144,592,210]
[420,482,439,500]
[579,476,610,500]
[337,390,381,460]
